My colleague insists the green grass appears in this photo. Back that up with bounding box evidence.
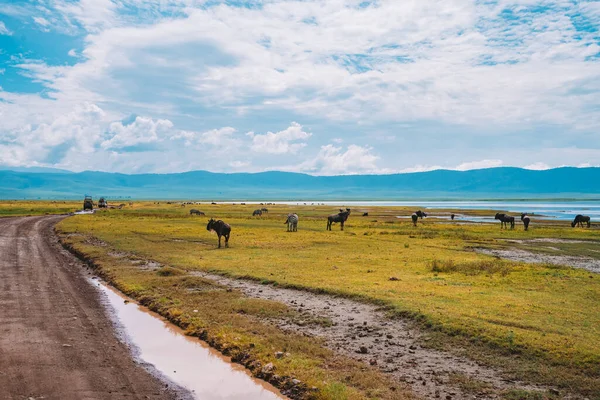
[51,201,600,399]
[0,200,82,216]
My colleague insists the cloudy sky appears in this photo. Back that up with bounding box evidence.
[0,0,599,175]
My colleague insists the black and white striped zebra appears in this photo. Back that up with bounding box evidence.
[284,213,299,232]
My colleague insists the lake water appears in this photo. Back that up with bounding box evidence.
[237,201,600,221]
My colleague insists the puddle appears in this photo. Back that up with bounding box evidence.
[92,279,286,400]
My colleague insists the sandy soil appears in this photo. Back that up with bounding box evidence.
[191,272,548,400]
[0,216,186,400]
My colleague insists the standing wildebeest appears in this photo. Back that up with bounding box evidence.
[252,209,263,216]
[571,214,591,228]
[411,213,418,226]
[495,213,515,229]
[450,213,455,220]
[284,213,299,232]
[363,212,369,217]
[261,208,269,213]
[521,213,531,231]
[190,209,205,216]
[207,219,231,248]
[327,208,351,231]
[415,210,427,219]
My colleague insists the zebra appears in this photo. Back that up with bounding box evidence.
[252,209,263,216]
[327,208,351,231]
[521,213,530,231]
[284,213,299,232]
[572,214,591,228]
[206,219,231,248]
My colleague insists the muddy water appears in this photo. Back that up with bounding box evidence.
[92,280,286,400]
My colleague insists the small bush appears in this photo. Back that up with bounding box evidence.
[156,266,185,276]
[429,259,511,276]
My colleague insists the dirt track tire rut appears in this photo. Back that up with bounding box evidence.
[0,216,183,400]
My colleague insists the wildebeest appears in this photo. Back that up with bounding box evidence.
[252,209,263,216]
[521,213,530,231]
[207,219,231,248]
[411,213,418,226]
[284,213,299,232]
[450,213,455,220]
[327,208,351,231]
[415,210,427,219]
[261,208,269,213]
[571,214,591,228]
[363,212,369,217]
[190,209,205,216]
[495,213,515,229]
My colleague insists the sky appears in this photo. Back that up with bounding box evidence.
[0,0,599,175]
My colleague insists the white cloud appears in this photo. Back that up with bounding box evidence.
[101,116,174,150]
[171,127,239,148]
[0,102,109,166]
[229,160,250,169]
[247,122,311,154]
[289,144,386,175]
[455,159,503,171]
[33,16,50,27]
[397,165,444,174]
[0,21,11,35]
[1,1,600,174]
[524,162,551,170]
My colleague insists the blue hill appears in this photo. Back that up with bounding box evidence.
[0,167,599,200]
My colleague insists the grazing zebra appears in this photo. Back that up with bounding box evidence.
[521,213,530,231]
[252,209,263,216]
[411,213,418,226]
[571,214,591,228]
[190,209,204,216]
[284,213,299,232]
[495,213,515,229]
[206,219,231,248]
[327,208,351,231]
[415,210,427,219]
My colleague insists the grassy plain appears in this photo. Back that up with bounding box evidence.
[50,201,600,399]
[0,200,81,216]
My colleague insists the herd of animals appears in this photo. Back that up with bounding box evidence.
[200,206,593,248]
[82,197,593,249]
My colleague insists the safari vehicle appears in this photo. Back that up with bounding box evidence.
[83,195,94,211]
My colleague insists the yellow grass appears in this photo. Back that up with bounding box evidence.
[52,201,600,398]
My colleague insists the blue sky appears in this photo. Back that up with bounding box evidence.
[0,0,599,174]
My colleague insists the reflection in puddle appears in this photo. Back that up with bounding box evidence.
[93,280,285,400]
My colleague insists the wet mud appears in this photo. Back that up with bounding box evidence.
[191,272,549,399]
[476,248,600,273]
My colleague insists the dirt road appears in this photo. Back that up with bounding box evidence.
[0,216,182,400]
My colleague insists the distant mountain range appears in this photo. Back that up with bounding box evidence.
[0,167,599,200]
